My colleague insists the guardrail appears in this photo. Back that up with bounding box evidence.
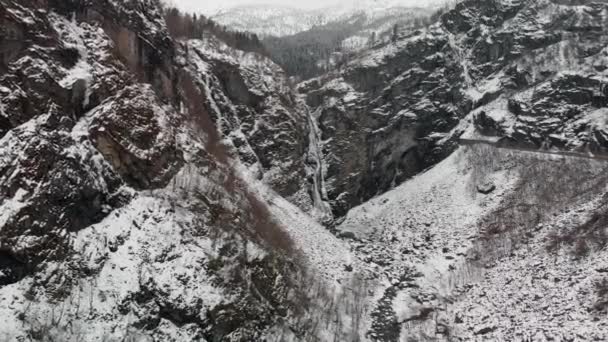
[458,138,608,162]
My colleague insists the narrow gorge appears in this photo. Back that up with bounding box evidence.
[2,0,608,341]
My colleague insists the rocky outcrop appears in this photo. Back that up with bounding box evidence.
[457,0,608,153]
[0,1,335,340]
[89,85,183,189]
[0,118,124,283]
[300,0,608,218]
[301,23,467,217]
[183,38,321,215]
[0,2,130,285]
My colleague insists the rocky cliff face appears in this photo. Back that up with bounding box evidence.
[300,0,608,218]
[300,25,467,217]
[182,37,318,212]
[447,0,608,152]
[0,0,342,340]
[3,0,608,341]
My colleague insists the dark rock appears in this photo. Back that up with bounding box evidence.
[475,111,506,136]
[338,231,358,240]
[475,325,497,335]
[401,306,434,323]
[454,312,464,324]
[0,250,28,286]
[89,85,183,190]
[477,181,496,195]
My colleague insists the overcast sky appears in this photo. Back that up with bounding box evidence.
[169,0,437,15]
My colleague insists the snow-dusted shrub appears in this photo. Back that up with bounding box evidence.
[469,143,607,261]
[546,207,608,257]
[274,273,371,342]
[178,72,297,256]
[594,278,608,311]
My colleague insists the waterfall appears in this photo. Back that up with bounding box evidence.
[306,106,333,222]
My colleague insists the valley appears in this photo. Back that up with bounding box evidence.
[1,0,608,341]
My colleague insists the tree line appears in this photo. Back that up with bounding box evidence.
[162,6,268,56]
[263,4,454,81]
[159,1,454,81]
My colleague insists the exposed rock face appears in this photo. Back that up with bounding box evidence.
[301,0,608,217]
[5,0,608,341]
[0,1,342,340]
[0,2,129,285]
[0,117,124,281]
[301,21,468,217]
[184,39,313,207]
[454,0,608,153]
[89,85,183,189]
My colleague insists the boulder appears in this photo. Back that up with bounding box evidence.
[477,180,496,195]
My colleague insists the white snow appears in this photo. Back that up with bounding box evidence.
[587,108,608,131]
[51,14,93,100]
[334,146,517,337]
[465,75,502,102]
[238,164,352,283]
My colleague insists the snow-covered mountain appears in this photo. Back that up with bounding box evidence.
[3,0,608,341]
[211,4,328,37]
[212,0,438,39]
[211,1,441,80]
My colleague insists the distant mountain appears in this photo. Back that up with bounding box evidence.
[257,3,438,80]
[211,1,443,80]
[211,4,329,37]
[211,1,440,39]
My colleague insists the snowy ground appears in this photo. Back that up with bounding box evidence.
[3,132,608,340]
[330,147,515,340]
[329,143,608,341]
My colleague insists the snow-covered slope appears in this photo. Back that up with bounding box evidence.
[331,143,608,341]
[4,0,608,341]
[0,0,342,340]
[334,147,513,340]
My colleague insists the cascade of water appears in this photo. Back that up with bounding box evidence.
[306,106,334,222]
